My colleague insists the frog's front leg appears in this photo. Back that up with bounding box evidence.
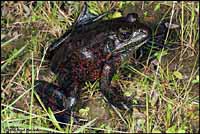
[100,60,133,110]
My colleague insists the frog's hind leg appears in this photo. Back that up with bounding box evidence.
[34,80,78,125]
[74,2,114,28]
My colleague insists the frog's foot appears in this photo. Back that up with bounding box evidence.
[100,64,135,111]
[102,85,134,111]
[75,1,115,28]
[54,112,80,127]
[34,80,77,124]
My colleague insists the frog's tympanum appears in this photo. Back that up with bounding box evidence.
[35,3,176,124]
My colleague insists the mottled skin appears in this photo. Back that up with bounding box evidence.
[35,5,153,124]
[35,8,180,125]
[52,13,150,107]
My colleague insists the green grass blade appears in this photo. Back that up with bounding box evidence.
[1,45,27,71]
[74,118,97,133]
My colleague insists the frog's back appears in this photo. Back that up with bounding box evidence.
[49,20,113,73]
[49,22,112,84]
[48,13,151,86]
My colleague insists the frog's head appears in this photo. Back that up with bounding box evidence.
[107,13,151,54]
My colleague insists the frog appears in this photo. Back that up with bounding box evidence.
[35,2,153,125]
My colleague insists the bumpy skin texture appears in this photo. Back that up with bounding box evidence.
[35,11,179,124]
[50,13,150,107]
[35,11,152,124]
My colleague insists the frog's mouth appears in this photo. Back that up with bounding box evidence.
[113,29,150,53]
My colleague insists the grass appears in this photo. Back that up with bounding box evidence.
[1,1,199,133]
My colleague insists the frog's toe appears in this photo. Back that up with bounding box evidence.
[118,101,134,111]
[109,99,134,111]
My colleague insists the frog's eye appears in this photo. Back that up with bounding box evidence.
[117,27,132,41]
